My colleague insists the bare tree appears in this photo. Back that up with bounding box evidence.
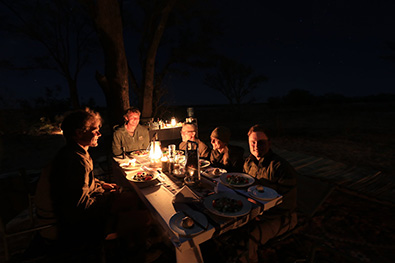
[124,0,220,118]
[204,57,268,105]
[78,0,130,127]
[0,0,97,109]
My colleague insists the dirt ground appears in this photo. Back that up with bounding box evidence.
[1,101,394,262]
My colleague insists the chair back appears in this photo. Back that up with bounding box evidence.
[297,174,335,219]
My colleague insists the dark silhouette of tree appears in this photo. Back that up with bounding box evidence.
[1,0,220,122]
[79,0,129,126]
[204,57,267,105]
[124,0,220,118]
[0,0,97,109]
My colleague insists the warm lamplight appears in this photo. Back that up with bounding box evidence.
[149,141,162,162]
[171,117,176,127]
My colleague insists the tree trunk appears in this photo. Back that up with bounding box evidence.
[80,0,129,127]
[141,0,177,119]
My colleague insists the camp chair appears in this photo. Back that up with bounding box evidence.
[260,173,336,262]
[0,169,53,262]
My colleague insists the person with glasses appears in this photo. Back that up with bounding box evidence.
[112,107,149,156]
[243,124,298,263]
[179,122,210,158]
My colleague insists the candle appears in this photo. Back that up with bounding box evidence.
[171,117,176,127]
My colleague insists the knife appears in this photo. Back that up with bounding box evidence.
[183,210,208,231]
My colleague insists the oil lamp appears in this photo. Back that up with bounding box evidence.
[171,117,176,127]
[149,141,162,163]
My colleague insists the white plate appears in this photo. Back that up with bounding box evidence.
[220,172,255,188]
[203,192,251,218]
[119,160,141,170]
[248,185,280,201]
[169,210,208,236]
[203,167,227,177]
[129,150,149,157]
[179,159,211,169]
[126,170,158,183]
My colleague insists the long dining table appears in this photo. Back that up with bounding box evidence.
[111,153,283,263]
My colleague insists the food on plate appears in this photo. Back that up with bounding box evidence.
[132,171,154,182]
[256,185,265,193]
[212,197,243,213]
[131,150,149,156]
[163,150,184,156]
[226,174,249,185]
[213,168,221,175]
[121,159,137,168]
[181,216,195,229]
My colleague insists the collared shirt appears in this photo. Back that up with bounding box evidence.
[243,149,297,214]
[112,124,150,156]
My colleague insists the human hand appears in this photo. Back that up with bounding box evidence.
[102,183,120,192]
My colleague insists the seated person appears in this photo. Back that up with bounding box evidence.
[112,107,149,156]
[243,124,298,263]
[35,109,154,261]
[209,126,244,172]
[35,109,121,256]
[179,122,210,159]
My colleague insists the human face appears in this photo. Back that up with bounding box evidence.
[181,125,197,141]
[126,112,140,131]
[248,131,270,160]
[211,137,226,151]
[76,121,102,149]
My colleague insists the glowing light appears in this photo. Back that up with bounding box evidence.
[171,117,176,127]
[149,141,162,162]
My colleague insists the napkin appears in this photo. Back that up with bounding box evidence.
[215,182,235,193]
[172,185,201,203]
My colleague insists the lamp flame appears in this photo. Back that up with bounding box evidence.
[171,117,176,127]
[149,141,162,162]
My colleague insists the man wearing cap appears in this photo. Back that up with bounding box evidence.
[179,122,210,159]
[209,126,244,172]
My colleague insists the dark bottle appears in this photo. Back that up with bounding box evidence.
[122,146,126,159]
[184,140,200,186]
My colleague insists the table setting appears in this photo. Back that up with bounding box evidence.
[112,143,283,263]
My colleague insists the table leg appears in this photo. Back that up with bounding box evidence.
[176,240,204,263]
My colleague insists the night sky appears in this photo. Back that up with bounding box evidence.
[1,0,394,107]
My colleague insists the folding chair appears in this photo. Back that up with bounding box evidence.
[0,169,54,262]
[261,174,336,262]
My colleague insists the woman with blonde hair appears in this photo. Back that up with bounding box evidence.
[209,126,244,172]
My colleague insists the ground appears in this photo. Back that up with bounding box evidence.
[1,101,394,262]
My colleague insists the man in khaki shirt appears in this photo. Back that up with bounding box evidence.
[243,124,298,263]
[112,107,149,156]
